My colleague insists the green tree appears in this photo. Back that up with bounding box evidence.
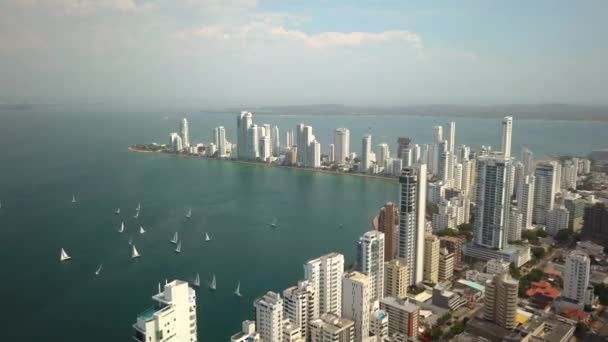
[531,246,546,260]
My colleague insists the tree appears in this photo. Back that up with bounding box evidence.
[510,263,522,279]
[537,229,548,238]
[518,268,544,297]
[531,246,546,260]
[436,228,457,237]
[428,326,443,341]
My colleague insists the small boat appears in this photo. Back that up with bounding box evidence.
[139,226,146,234]
[60,248,71,261]
[136,203,141,211]
[115,208,120,215]
[95,264,103,275]
[270,218,277,228]
[175,241,182,253]
[118,222,125,233]
[133,211,139,219]
[234,282,242,297]
[128,236,133,245]
[186,208,192,219]
[131,245,140,258]
[209,274,216,290]
[194,273,200,287]
[339,223,344,228]
[72,195,76,203]
[171,232,178,244]
[205,233,211,242]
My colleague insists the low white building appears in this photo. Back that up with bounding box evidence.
[486,259,511,275]
[370,309,389,341]
[231,320,261,342]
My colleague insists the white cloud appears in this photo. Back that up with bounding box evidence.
[14,0,137,14]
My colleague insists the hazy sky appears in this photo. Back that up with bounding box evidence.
[1,0,607,107]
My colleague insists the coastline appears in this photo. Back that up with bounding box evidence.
[128,146,398,183]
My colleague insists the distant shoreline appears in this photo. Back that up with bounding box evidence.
[128,146,398,183]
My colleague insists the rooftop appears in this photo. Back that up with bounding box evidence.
[526,281,560,300]
[456,279,486,292]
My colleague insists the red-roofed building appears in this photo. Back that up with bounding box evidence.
[526,281,560,300]
[561,308,590,323]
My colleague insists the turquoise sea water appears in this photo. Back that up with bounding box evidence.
[0,111,606,341]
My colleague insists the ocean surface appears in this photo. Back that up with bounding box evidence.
[0,110,606,341]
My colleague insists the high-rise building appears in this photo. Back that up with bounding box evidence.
[439,248,454,281]
[180,118,190,148]
[341,272,369,342]
[377,202,398,261]
[308,140,321,168]
[370,309,388,341]
[563,251,591,304]
[254,291,283,342]
[328,144,335,163]
[396,137,411,160]
[259,135,271,161]
[398,164,427,285]
[283,321,304,342]
[439,236,465,265]
[582,203,608,240]
[501,116,513,159]
[237,111,253,159]
[379,297,420,340]
[213,126,227,157]
[437,140,450,183]
[384,259,408,299]
[546,205,570,236]
[562,161,578,190]
[564,192,585,232]
[296,124,305,165]
[309,313,354,342]
[302,126,315,166]
[286,129,294,148]
[474,155,513,250]
[423,235,440,283]
[484,273,518,329]
[521,147,534,175]
[412,144,421,164]
[377,143,390,169]
[533,161,558,224]
[432,197,466,232]
[169,132,183,152]
[304,253,345,317]
[356,231,385,302]
[457,144,470,162]
[446,121,456,153]
[270,125,280,157]
[132,280,197,342]
[361,134,372,173]
[508,208,523,241]
[283,280,315,342]
[248,124,260,160]
[334,128,350,164]
[517,175,535,230]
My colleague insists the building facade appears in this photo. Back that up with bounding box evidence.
[356,230,385,302]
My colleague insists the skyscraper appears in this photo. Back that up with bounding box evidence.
[517,174,535,230]
[396,137,411,160]
[259,135,271,161]
[521,147,534,175]
[563,251,591,304]
[398,164,427,285]
[356,231,385,302]
[508,208,523,241]
[302,125,314,167]
[533,161,558,224]
[341,272,370,342]
[296,124,305,165]
[474,155,513,250]
[132,280,197,342]
[376,143,390,169]
[423,235,440,283]
[180,118,190,148]
[361,134,372,173]
[169,132,183,152]
[446,121,456,153]
[248,124,259,160]
[438,248,454,281]
[285,129,294,148]
[379,297,420,340]
[237,111,253,159]
[328,143,335,163]
[377,202,398,261]
[334,128,350,164]
[308,140,321,168]
[484,273,518,329]
[271,125,280,157]
[304,253,344,317]
[437,140,450,184]
[213,126,226,157]
[254,291,283,342]
[501,116,513,159]
[384,259,408,299]
[546,205,569,236]
[283,280,315,341]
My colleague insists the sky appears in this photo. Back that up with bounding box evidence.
[0,0,607,108]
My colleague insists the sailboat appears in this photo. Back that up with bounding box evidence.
[128,236,133,245]
[136,203,141,212]
[186,208,192,219]
[205,233,211,242]
[170,232,178,244]
[95,264,103,275]
[118,222,125,233]
[270,218,277,228]
[60,248,71,261]
[72,195,76,203]
[234,282,242,297]
[209,274,216,290]
[139,226,146,234]
[133,211,139,219]
[115,208,120,215]
[175,241,182,253]
[131,245,140,258]
[194,273,200,287]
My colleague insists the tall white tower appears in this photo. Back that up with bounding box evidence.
[180,118,190,148]
[377,143,390,168]
[517,175,535,230]
[446,121,456,153]
[254,291,283,342]
[361,134,372,173]
[248,124,259,160]
[533,161,558,224]
[342,271,370,342]
[398,164,427,285]
[270,125,280,157]
[304,253,344,317]
[334,128,350,164]
[356,230,385,302]
[237,111,253,160]
[563,251,591,304]
[521,147,534,175]
[501,116,513,159]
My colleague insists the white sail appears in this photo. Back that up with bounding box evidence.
[95,264,103,275]
[235,282,242,297]
[139,226,146,234]
[72,195,76,203]
[194,273,200,287]
[171,232,178,244]
[205,233,211,241]
[128,237,133,245]
[270,218,277,227]
[210,274,216,290]
[115,208,120,215]
[133,211,139,219]
[175,241,182,253]
[119,222,125,233]
[136,203,141,211]
[132,245,140,258]
[60,248,71,261]
[186,208,192,219]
